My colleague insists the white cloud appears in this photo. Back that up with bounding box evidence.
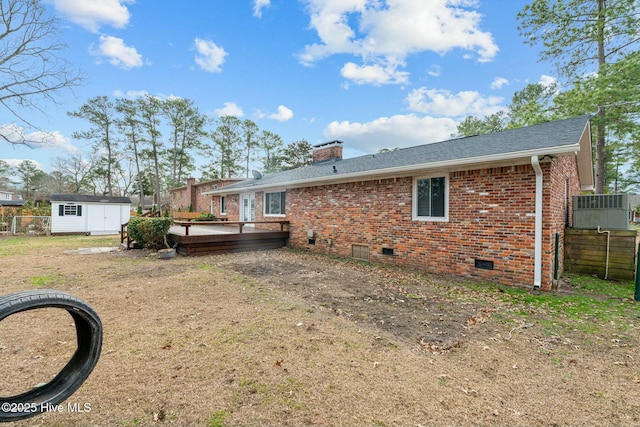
[405,87,504,117]
[112,90,183,102]
[323,114,458,153]
[427,65,441,77]
[253,0,271,17]
[0,124,78,153]
[539,74,558,88]
[194,38,227,73]
[2,158,39,169]
[267,105,294,122]
[52,0,132,32]
[93,36,144,69]
[340,62,409,85]
[215,102,244,117]
[299,0,498,85]
[491,77,509,90]
[112,89,149,98]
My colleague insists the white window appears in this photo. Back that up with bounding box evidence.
[220,196,227,215]
[413,175,448,221]
[264,191,286,216]
[59,204,82,216]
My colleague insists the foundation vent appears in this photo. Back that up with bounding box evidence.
[474,259,494,270]
[352,244,370,262]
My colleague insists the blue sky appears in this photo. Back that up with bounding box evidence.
[1,0,555,178]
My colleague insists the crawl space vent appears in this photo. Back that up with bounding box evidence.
[352,244,370,262]
[474,259,494,270]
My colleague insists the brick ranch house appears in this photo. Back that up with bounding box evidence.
[169,178,244,216]
[204,115,594,290]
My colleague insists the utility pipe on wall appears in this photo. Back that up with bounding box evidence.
[597,226,610,280]
[531,156,543,290]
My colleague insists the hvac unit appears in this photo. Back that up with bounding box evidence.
[572,194,629,230]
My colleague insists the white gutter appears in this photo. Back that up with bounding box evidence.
[531,155,543,290]
[205,144,582,196]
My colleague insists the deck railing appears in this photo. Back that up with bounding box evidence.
[172,220,289,236]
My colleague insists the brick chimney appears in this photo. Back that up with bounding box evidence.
[312,140,343,164]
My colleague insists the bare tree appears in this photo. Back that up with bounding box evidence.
[51,152,93,194]
[0,0,82,140]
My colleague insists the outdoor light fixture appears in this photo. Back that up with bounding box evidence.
[307,229,314,238]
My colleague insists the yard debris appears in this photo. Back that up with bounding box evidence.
[418,338,463,353]
[506,321,534,340]
[153,409,166,422]
[466,307,496,326]
[459,387,478,396]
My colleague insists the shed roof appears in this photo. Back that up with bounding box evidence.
[0,199,25,206]
[207,115,594,194]
[51,194,132,204]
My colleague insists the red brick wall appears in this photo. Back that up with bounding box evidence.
[219,157,582,289]
[169,179,243,216]
[544,155,581,287]
[224,194,240,220]
[282,162,584,289]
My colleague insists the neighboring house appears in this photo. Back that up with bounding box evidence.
[206,115,594,291]
[0,190,24,233]
[169,178,244,217]
[0,190,25,207]
[50,194,131,235]
[629,195,640,223]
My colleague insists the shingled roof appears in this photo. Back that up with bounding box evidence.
[207,114,594,194]
[51,194,132,204]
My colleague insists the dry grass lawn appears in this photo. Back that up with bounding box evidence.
[1,235,639,427]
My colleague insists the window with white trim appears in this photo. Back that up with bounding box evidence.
[58,204,82,216]
[264,191,286,215]
[413,175,448,220]
[220,196,227,215]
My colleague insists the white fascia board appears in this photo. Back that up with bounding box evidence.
[576,122,595,190]
[205,144,582,195]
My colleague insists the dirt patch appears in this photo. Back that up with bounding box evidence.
[1,239,639,427]
[216,250,491,352]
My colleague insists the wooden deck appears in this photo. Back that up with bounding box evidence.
[167,221,290,256]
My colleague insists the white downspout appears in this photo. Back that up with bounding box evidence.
[597,226,610,280]
[531,156,543,290]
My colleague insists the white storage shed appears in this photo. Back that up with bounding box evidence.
[50,194,131,235]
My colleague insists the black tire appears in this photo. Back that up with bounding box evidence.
[0,290,102,422]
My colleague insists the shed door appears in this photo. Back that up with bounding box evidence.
[89,204,121,233]
[102,204,121,232]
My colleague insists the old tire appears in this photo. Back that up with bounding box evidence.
[0,290,102,422]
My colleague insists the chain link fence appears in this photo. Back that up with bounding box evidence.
[10,216,51,235]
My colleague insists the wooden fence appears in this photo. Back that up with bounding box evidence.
[565,228,639,281]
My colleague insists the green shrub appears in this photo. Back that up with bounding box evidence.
[128,217,173,250]
[195,212,217,221]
